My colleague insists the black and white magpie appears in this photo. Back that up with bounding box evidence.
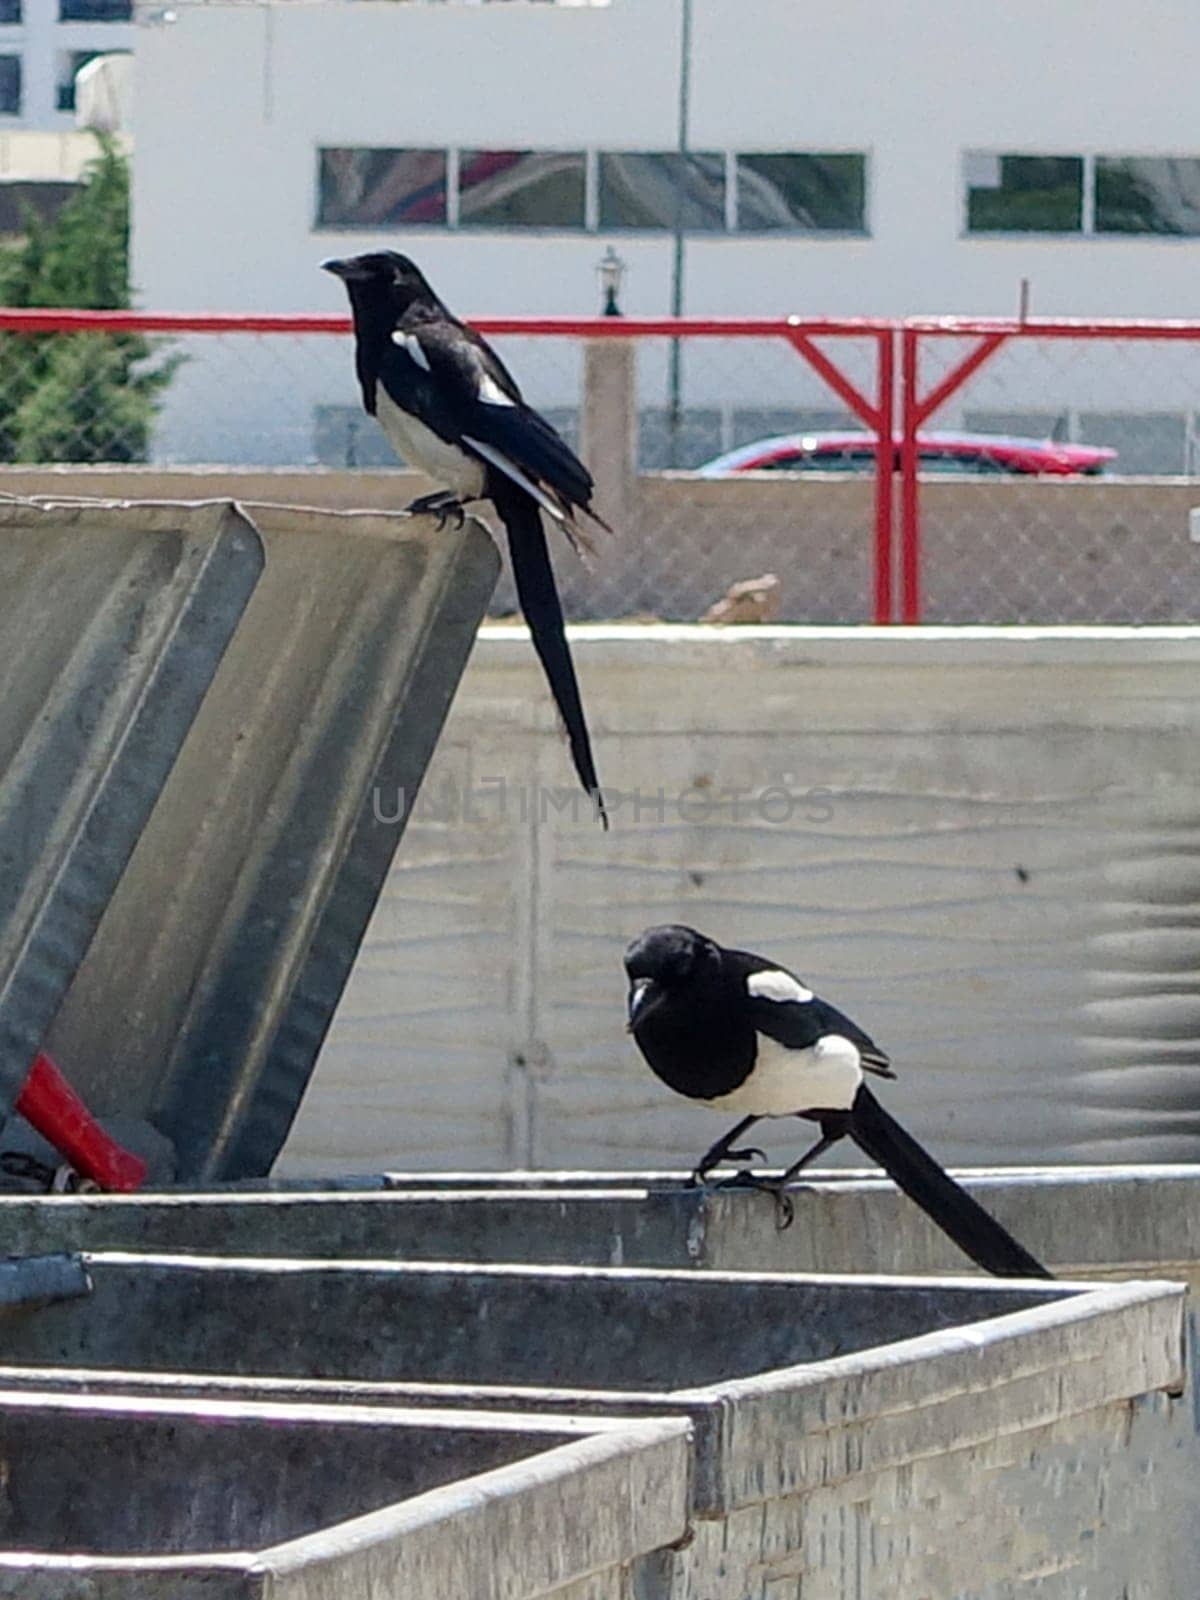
[624,924,1051,1278]
[322,250,608,826]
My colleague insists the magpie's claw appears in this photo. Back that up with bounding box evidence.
[710,1169,797,1230]
[688,1146,766,1187]
[406,490,466,530]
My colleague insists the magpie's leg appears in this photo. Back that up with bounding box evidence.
[718,1115,850,1230]
[405,489,467,529]
[688,1115,765,1186]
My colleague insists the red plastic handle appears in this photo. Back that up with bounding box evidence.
[16,1054,146,1192]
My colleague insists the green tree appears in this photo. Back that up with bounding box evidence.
[0,134,175,462]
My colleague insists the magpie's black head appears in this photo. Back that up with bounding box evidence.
[624,924,722,1031]
[321,250,437,315]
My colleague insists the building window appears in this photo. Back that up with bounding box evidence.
[736,153,866,232]
[598,152,726,231]
[1095,157,1200,236]
[58,0,130,18]
[965,153,1083,233]
[317,148,447,228]
[1079,411,1187,475]
[458,150,585,229]
[638,407,723,469]
[0,54,20,115]
[964,410,1065,440]
[0,2,20,24]
[316,147,867,236]
[56,48,102,111]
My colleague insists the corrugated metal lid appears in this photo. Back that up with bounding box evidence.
[3,498,498,1182]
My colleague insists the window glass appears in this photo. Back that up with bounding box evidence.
[57,49,104,113]
[801,446,875,472]
[317,148,447,228]
[918,449,1007,476]
[964,410,1064,439]
[313,406,406,468]
[1096,157,1200,236]
[0,54,20,115]
[58,0,130,18]
[0,2,20,24]
[737,153,866,231]
[732,408,852,446]
[599,153,725,231]
[458,150,585,228]
[638,407,723,468]
[965,153,1083,232]
[1079,411,1185,474]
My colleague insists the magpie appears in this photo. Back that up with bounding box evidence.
[624,924,1051,1279]
[322,250,609,827]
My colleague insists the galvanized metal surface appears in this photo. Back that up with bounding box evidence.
[28,503,499,1181]
[0,1253,89,1308]
[0,499,263,1130]
[0,1252,1173,1524]
[6,1164,1199,1282]
[0,1389,686,1598]
[0,1254,1066,1389]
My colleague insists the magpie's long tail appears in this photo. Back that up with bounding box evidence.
[849,1085,1052,1279]
[491,478,608,829]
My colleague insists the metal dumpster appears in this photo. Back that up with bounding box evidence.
[0,497,498,1183]
[0,1389,687,1600]
[0,1254,1180,1527]
[3,1164,1199,1282]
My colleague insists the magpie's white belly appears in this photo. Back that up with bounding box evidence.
[703,1033,863,1116]
[376,390,486,499]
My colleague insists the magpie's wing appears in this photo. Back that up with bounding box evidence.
[726,949,895,1077]
[406,318,604,523]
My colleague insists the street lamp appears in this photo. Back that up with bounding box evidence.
[597,246,626,316]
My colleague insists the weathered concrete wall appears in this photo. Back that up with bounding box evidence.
[277,626,1200,1175]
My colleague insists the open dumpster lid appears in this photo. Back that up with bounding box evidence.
[0,498,499,1183]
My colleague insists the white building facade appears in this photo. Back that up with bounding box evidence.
[129,0,1200,470]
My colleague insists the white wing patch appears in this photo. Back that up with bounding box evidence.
[746,969,814,1004]
[477,371,516,407]
[462,435,566,524]
[392,330,431,372]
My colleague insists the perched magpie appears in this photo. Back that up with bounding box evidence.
[624,924,1051,1278]
[322,250,608,826]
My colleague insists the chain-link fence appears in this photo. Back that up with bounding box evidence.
[3,309,1200,624]
[900,320,1200,625]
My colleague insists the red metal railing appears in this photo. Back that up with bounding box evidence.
[5,308,1200,624]
[0,309,897,623]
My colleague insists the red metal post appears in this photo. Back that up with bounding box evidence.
[899,327,921,624]
[873,330,895,625]
[899,328,1010,624]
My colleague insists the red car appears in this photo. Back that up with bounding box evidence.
[697,431,1116,477]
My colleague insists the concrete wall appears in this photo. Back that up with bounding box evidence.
[275,624,1200,1175]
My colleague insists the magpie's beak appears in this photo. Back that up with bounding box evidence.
[321,257,370,281]
[626,978,664,1032]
